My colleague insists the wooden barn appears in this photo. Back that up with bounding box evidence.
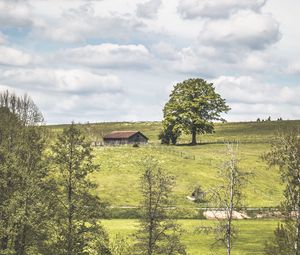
[103,131,148,145]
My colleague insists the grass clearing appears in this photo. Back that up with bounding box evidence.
[47,120,300,208]
[102,219,278,255]
[93,143,282,208]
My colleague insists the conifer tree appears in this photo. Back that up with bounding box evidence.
[50,123,110,255]
[264,132,300,255]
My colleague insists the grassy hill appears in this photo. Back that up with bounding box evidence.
[47,120,300,209]
[46,120,300,254]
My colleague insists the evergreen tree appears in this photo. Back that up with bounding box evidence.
[264,132,300,255]
[50,123,110,255]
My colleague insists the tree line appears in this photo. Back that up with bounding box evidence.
[1,85,300,255]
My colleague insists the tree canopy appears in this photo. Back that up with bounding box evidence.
[161,78,230,145]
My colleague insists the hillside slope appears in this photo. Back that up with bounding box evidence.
[47,120,300,208]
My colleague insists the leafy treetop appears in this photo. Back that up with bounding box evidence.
[162,78,230,145]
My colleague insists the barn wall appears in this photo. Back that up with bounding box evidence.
[103,133,148,145]
[128,133,148,144]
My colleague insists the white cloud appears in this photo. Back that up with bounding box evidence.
[0,46,32,66]
[212,76,300,121]
[213,76,300,105]
[199,10,281,50]
[0,68,122,94]
[0,0,33,27]
[286,62,300,75]
[177,0,266,19]
[136,0,162,19]
[0,0,299,123]
[60,44,151,68]
[32,3,146,43]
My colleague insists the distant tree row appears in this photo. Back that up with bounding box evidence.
[256,117,284,122]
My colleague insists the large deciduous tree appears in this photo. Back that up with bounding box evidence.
[162,78,230,145]
[0,90,43,125]
[264,132,300,255]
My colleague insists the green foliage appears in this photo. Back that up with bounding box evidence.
[134,156,186,255]
[264,131,300,254]
[190,185,206,203]
[49,123,110,255]
[162,78,230,144]
[265,223,295,255]
[0,90,43,125]
[109,235,131,255]
[0,96,50,254]
[158,123,181,145]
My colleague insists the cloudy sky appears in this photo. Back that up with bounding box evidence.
[0,0,299,124]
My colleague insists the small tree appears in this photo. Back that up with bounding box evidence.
[51,123,110,255]
[210,144,250,255]
[109,235,131,255]
[158,120,181,145]
[264,132,300,255]
[162,78,230,145]
[134,156,186,255]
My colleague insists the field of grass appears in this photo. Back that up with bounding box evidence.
[93,143,282,208]
[45,120,300,254]
[102,219,278,255]
[47,120,300,209]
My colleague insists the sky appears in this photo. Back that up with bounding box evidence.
[0,0,300,124]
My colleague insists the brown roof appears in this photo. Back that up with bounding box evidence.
[103,131,140,139]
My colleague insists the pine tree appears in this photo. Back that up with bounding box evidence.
[264,132,300,255]
[50,123,110,255]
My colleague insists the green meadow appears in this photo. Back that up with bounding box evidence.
[102,219,277,255]
[47,120,300,209]
[45,120,300,253]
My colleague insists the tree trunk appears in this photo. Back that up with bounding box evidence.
[295,202,300,255]
[227,152,235,255]
[67,145,74,255]
[147,173,153,255]
[191,128,197,145]
[67,170,73,255]
[19,198,29,255]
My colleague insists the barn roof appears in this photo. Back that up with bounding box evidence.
[103,131,147,139]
